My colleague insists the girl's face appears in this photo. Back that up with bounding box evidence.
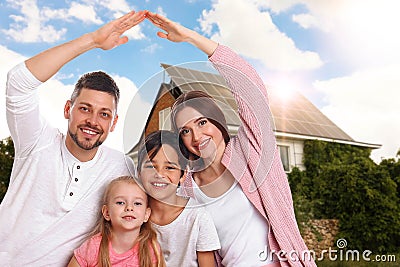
[175,106,225,161]
[102,181,151,233]
[140,144,183,203]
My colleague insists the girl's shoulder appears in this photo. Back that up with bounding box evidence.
[74,233,103,266]
[86,233,103,245]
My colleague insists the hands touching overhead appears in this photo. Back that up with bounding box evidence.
[101,10,218,56]
[91,10,148,50]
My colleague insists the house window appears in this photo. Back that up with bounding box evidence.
[278,145,290,172]
[159,107,172,130]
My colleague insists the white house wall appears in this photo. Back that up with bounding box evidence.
[276,138,305,172]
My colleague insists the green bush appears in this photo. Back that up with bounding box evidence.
[0,137,14,203]
[288,140,400,253]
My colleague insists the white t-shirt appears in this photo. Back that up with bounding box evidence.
[191,181,272,267]
[0,63,135,266]
[152,198,221,267]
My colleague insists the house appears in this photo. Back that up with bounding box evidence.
[128,63,381,172]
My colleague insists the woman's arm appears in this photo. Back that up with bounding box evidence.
[197,251,217,267]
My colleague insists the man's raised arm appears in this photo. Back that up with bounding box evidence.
[26,10,147,82]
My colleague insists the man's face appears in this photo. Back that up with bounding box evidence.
[64,88,118,152]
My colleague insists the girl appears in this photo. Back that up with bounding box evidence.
[146,12,316,267]
[137,130,220,267]
[67,176,166,267]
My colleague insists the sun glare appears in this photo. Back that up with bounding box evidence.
[270,78,297,100]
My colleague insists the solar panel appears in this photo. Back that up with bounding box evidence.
[161,63,355,143]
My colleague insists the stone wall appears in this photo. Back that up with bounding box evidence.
[302,219,339,256]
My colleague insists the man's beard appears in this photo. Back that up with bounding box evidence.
[68,129,103,150]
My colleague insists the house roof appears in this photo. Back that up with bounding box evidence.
[160,63,381,149]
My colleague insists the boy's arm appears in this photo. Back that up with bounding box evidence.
[197,251,218,267]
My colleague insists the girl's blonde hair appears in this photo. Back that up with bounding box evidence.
[93,176,166,267]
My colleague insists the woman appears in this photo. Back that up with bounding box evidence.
[147,12,315,267]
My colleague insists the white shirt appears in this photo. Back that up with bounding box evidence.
[152,198,221,267]
[0,63,135,266]
[191,181,272,267]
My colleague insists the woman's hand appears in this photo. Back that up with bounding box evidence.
[146,11,193,43]
[91,10,148,50]
[146,11,218,56]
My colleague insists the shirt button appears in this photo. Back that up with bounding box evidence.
[75,178,78,182]
[69,192,73,196]
[77,165,80,169]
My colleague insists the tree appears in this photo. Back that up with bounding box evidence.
[0,136,14,203]
[288,140,400,253]
[379,157,400,198]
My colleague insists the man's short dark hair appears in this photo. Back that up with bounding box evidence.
[71,71,120,109]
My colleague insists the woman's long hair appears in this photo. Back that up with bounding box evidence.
[92,176,166,267]
[171,90,230,170]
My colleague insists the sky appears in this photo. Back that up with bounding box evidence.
[0,0,399,163]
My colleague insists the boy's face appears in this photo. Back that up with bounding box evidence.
[140,144,183,203]
[64,88,118,153]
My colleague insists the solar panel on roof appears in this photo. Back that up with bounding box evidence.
[162,63,355,143]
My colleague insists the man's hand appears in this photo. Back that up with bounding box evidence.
[25,10,147,82]
[92,10,148,50]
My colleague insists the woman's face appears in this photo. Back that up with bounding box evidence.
[175,106,225,161]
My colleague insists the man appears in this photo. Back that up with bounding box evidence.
[0,10,147,266]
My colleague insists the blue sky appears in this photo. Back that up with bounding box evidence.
[1,0,399,162]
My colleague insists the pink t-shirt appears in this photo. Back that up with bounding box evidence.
[74,233,158,267]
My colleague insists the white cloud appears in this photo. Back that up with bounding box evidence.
[3,0,67,43]
[105,75,151,153]
[252,0,343,32]
[40,3,102,25]
[41,7,70,21]
[274,0,400,65]
[314,64,400,162]
[283,0,400,162]
[2,0,107,43]
[68,2,102,24]
[199,0,322,71]
[37,80,74,136]
[291,13,318,30]
[124,24,146,40]
[156,6,167,17]
[141,43,161,54]
[256,0,299,13]
[0,45,26,140]
[98,0,131,13]
[122,90,152,153]
[0,46,72,140]
[2,0,146,43]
